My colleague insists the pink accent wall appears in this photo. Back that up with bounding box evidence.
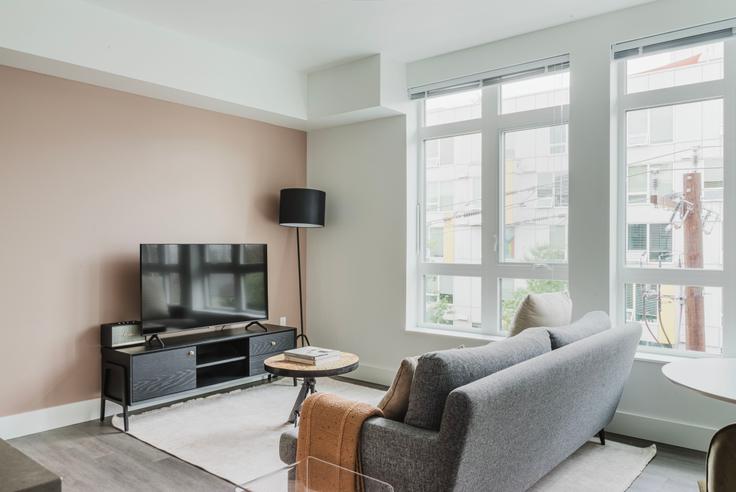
[0,66,307,416]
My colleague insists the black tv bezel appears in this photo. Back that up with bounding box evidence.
[139,243,269,335]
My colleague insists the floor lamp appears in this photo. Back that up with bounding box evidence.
[279,188,326,347]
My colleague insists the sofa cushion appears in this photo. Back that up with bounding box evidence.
[546,311,611,349]
[378,356,418,422]
[510,291,572,336]
[404,328,551,430]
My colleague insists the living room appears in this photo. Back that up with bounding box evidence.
[1,1,735,491]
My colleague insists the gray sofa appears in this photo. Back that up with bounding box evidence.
[280,312,641,492]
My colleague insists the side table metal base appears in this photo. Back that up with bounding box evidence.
[288,377,317,424]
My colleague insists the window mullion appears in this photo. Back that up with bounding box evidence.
[419,119,483,140]
[482,84,501,335]
[497,105,570,130]
[720,40,736,356]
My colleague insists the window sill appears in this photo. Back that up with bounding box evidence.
[406,325,504,342]
[633,350,721,364]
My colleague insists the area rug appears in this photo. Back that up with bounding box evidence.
[112,378,655,490]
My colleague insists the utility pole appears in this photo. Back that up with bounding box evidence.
[683,166,705,351]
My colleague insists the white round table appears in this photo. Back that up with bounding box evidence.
[662,358,736,404]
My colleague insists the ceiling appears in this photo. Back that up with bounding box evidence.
[88,0,654,73]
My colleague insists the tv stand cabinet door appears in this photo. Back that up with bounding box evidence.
[131,347,196,402]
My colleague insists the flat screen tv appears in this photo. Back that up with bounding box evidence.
[140,244,268,334]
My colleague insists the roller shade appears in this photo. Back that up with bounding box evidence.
[409,54,569,100]
[613,18,736,61]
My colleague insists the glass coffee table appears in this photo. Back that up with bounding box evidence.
[238,456,393,491]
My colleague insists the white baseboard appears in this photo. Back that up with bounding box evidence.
[608,409,716,452]
[347,363,395,387]
[0,399,122,440]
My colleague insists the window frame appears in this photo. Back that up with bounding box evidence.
[416,71,570,336]
[614,39,736,356]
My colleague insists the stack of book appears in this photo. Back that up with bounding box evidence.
[283,347,341,366]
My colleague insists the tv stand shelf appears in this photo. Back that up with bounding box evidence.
[101,324,296,431]
[196,355,247,369]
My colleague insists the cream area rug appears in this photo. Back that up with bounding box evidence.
[112,378,655,490]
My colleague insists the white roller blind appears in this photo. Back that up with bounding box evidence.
[613,18,736,60]
[408,54,569,100]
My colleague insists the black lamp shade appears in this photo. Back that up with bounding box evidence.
[279,188,326,228]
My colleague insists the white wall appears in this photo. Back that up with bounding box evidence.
[308,56,381,119]
[308,0,736,451]
[306,116,492,383]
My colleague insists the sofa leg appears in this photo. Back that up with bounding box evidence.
[597,429,606,446]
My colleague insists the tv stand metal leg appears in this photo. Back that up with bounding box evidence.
[122,365,130,432]
[99,366,106,422]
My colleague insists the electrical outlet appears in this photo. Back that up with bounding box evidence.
[279,316,287,326]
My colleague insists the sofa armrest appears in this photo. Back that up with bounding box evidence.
[360,417,451,491]
[279,427,299,464]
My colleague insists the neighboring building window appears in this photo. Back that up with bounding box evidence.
[627,223,672,265]
[416,58,569,335]
[615,32,731,354]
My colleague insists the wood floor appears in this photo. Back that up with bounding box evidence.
[9,419,705,491]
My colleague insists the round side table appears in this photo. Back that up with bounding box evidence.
[662,358,736,404]
[264,352,359,423]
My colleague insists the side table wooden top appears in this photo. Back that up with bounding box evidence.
[264,352,359,378]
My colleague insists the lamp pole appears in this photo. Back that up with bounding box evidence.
[296,227,310,347]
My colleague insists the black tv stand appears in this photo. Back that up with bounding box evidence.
[100,324,296,431]
[145,334,165,348]
[245,321,268,332]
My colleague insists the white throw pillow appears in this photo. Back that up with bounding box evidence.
[510,292,572,337]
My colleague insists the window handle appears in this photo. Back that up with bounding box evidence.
[493,234,498,253]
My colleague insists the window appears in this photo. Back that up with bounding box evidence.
[500,278,568,333]
[625,284,722,353]
[425,89,482,126]
[501,71,570,114]
[615,29,733,354]
[624,99,724,270]
[416,57,569,335]
[423,133,482,264]
[549,125,567,154]
[503,124,569,263]
[626,42,724,94]
[423,275,481,330]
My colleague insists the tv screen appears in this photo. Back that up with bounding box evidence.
[140,244,268,334]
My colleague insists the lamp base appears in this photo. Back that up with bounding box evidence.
[295,333,311,347]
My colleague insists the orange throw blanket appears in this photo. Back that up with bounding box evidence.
[295,393,383,492]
